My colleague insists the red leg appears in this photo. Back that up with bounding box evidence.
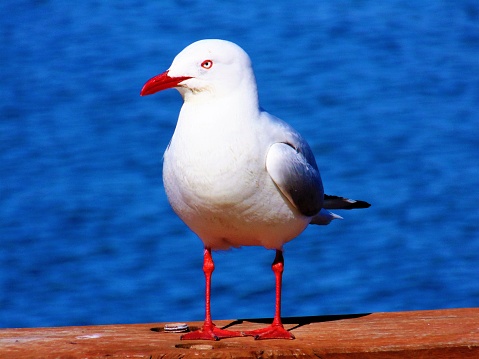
[244,250,295,340]
[181,247,244,340]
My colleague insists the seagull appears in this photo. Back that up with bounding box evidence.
[140,39,370,340]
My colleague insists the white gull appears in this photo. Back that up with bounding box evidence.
[141,39,370,340]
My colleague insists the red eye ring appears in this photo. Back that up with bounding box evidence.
[201,60,213,69]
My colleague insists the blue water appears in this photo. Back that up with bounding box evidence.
[1,1,479,328]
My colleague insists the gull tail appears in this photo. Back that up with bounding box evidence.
[310,209,343,225]
[310,194,370,226]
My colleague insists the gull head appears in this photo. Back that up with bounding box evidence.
[140,39,257,103]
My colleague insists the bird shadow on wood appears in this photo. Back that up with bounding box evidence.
[222,313,371,332]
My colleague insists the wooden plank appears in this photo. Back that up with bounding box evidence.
[1,308,478,358]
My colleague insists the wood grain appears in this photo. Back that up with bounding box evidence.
[1,308,478,358]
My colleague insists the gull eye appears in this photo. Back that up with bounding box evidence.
[201,60,213,69]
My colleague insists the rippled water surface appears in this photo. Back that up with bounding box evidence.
[1,1,478,327]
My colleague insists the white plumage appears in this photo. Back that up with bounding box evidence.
[141,39,369,340]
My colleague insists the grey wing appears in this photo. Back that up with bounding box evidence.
[266,142,324,216]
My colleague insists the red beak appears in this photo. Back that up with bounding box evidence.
[140,71,192,96]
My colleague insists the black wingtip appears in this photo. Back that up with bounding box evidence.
[323,194,371,210]
[351,200,371,209]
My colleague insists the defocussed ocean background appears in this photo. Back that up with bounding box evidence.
[1,1,478,328]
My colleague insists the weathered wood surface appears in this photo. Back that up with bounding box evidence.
[1,308,478,358]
